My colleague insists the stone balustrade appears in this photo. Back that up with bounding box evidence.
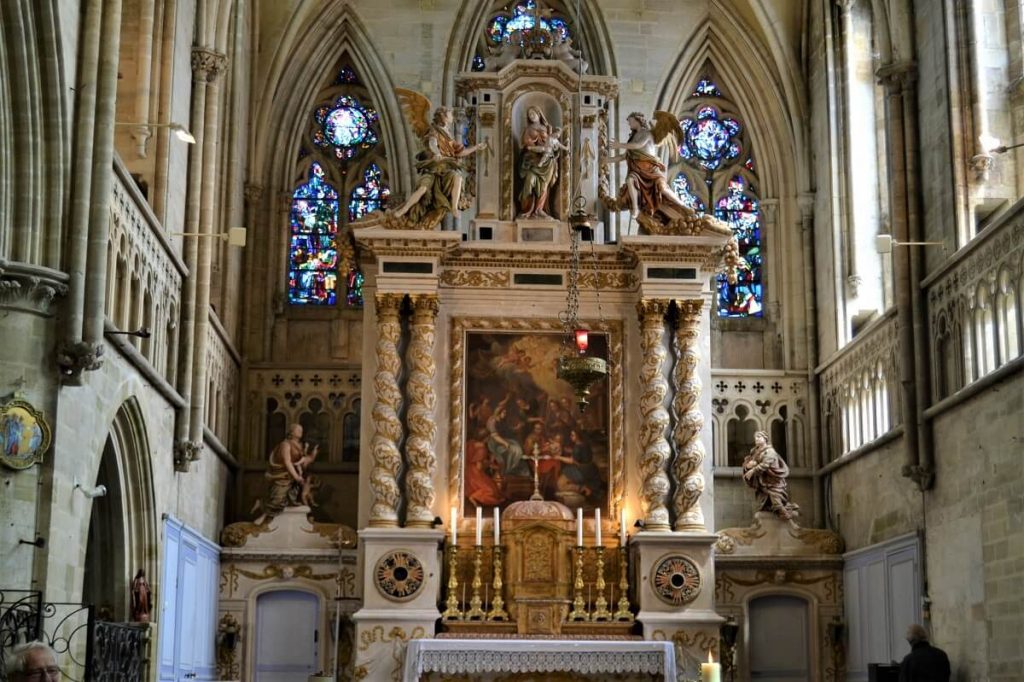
[925,201,1023,402]
[108,157,185,385]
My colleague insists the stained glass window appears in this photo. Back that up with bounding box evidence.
[349,164,391,222]
[486,0,571,46]
[312,95,379,160]
[289,163,339,305]
[714,177,762,318]
[335,65,359,85]
[472,54,486,71]
[679,106,742,172]
[674,77,763,318]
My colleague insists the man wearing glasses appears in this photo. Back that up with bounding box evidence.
[4,641,61,681]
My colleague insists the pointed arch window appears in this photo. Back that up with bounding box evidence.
[287,63,390,307]
[673,75,763,318]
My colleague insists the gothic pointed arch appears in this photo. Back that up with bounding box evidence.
[441,0,617,99]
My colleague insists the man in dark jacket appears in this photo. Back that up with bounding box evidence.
[899,624,951,682]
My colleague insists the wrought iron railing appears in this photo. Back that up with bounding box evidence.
[0,589,148,682]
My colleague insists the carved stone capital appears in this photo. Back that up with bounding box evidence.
[674,299,704,321]
[57,341,104,384]
[834,0,856,13]
[636,298,670,323]
[0,260,69,315]
[409,293,440,317]
[191,48,228,83]
[244,183,265,203]
[375,292,405,315]
[876,61,917,90]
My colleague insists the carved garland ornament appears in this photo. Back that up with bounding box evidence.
[651,554,702,606]
[374,551,426,602]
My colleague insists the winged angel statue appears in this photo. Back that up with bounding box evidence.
[382,88,487,229]
[602,111,733,238]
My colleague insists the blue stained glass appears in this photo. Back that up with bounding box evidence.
[692,77,722,97]
[671,173,705,212]
[487,0,572,46]
[472,54,486,71]
[335,65,359,84]
[349,163,391,222]
[714,176,763,318]
[679,107,742,172]
[289,163,339,305]
[346,268,365,307]
[313,95,379,160]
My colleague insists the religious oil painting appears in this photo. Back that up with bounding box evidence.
[461,330,611,514]
[0,399,52,470]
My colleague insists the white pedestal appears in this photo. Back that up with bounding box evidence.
[352,528,444,682]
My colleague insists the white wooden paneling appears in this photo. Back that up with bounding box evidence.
[255,590,320,682]
[749,595,811,681]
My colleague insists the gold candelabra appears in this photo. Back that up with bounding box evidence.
[441,544,462,620]
[614,545,634,621]
[591,546,612,621]
[567,545,589,621]
[486,545,509,621]
[465,545,486,620]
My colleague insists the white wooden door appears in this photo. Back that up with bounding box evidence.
[748,595,811,682]
[254,590,320,682]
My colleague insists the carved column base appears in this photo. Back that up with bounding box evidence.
[353,528,444,682]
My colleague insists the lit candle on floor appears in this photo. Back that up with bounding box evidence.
[475,506,483,546]
[576,508,583,546]
[493,507,500,545]
[700,651,721,682]
[595,508,602,546]
[619,508,627,545]
[450,506,458,544]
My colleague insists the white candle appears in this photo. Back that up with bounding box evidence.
[450,506,458,544]
[619,508,627,545]
[493,507,500,545]
[475,506,483,546]
[576,508,583,546]
[595,508,602,546]
[700,651,721,682]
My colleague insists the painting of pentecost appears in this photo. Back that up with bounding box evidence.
[463,331,610,513]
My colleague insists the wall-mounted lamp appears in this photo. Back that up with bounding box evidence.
[73,476,107,499]
[107,327,152,339]
[170,226,247,247]
[875,234,945,254]
[115,121,196,144]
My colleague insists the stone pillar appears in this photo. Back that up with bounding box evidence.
[636,298,671,531]
[404,294,440,528]
[672,299,706,532]
[368,293,405,527]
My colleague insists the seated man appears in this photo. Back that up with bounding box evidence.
[5,641,61,682]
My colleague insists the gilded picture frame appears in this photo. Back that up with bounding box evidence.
[0,399,53,470]
[449,317,624,516]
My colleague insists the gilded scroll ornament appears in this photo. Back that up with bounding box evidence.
[405,295,440,527]
[369,293,404,526]
[671,299,706,531]
[636,299,671,530]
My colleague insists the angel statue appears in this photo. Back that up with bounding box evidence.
[389,88,487,229]
[601,111,698,235]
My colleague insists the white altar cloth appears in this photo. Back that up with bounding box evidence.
[402,639,676,681]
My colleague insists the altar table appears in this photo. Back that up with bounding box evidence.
[402,638,677,681]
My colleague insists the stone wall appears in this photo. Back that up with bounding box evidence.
[829,373,1024,680]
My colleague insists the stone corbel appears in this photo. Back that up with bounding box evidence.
[57,341,105,384]
[173,439,203,472]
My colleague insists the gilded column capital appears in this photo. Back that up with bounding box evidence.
[636,298,670,322]
[191,47,228,83]
[674,298,704,320]
[375,292,405,314]
[409,293,440,317]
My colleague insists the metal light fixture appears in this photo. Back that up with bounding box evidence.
[170,226,247,246]
[115,121,196,144]
[875,234,945,254]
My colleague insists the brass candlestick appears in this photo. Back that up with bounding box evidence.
[567,545,589,621]
[486,545,509,621]
[592,546,612,621]
[441,543,462,620]
[614,545,634,622]
[465,545,486,620]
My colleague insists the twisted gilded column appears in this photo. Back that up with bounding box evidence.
[671,299,706,531]
[369,293,405,526]
[404,294,440,528]
[636,299,671,531]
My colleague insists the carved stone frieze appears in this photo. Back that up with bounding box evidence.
[439,269,511,288]
[671,299,706,531]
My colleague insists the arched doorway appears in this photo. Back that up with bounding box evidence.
[82,398,157,621]
[748,594,812,682]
